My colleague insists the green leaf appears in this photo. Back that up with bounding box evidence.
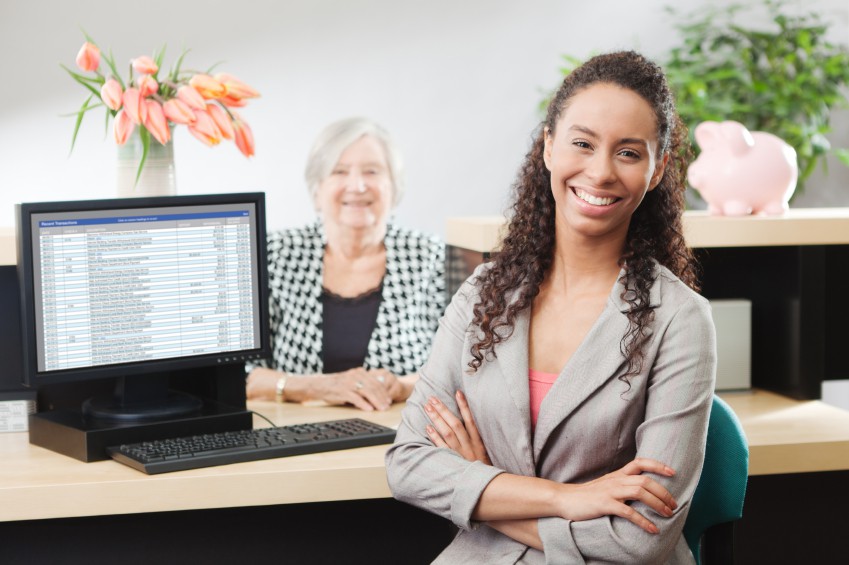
[834,148,849,167]
[61,64,103,99]
[136,127,151,187]
[205,61,225,75]
[102,49,125,89]
[61,65,104,85]
[68,95,95,155]
[170,48,190,82]
[153,44,166,77]
[58,101,105,117]
[80,28,97,46]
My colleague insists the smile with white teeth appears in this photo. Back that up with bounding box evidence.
[574,188,617,206]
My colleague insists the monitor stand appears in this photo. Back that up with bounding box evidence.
[28,364,253,462]
[82,373,204,423]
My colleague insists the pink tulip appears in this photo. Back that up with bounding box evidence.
[213,73,260,100]
[144,100,171,145]
[114,109,134,145]
[122,88,146,125]
[75,42,100,72]
[138,74,159,97]
[163,99,196,125]
[206,103,234,140]
[232,116,255,158]
[188,110,222,146]
[177,85,207,110]
[132,55,159,76]
[189,74,226,99]
[100,78,123,111]
[218,95,247,108]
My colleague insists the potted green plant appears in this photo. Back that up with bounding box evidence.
[664,0,849,199]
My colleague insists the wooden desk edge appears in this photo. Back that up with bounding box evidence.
[4,391,849,522]
[1,460,392,522]
[446,209,849,251]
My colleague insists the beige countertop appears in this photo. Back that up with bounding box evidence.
[3,390,849,522]
[446,208,849,252]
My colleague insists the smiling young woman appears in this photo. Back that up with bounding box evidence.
[386,52,715,564]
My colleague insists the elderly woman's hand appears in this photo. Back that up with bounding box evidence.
[247,367,416,411]
[316,368,394,411]
[367,369,418,402]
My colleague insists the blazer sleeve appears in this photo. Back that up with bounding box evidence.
[385,276,504,530]
[537,295,717,564]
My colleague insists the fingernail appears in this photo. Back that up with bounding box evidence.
[671,499,678,510]
[665,466,676,476]
[426,425,434,435]
[429,397,440,406]
[424,403,433,413]
[664,506,673,517]
[650,524,659,534]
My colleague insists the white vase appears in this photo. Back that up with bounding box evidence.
[116,132,176,198]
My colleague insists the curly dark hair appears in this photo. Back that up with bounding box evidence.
[468,50,698,378]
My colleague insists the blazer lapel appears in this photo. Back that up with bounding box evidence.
[532,268,663,456]
[491,306,535,472]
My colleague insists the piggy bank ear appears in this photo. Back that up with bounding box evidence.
[694,121,722,150]
[720,121,755,156]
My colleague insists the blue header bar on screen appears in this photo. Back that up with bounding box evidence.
[38,210,251,228]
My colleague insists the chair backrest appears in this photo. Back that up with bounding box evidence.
[683,395,749,564]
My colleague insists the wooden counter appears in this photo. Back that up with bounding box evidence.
[3,391,849,523]
[0,402,400,523]
[720,389,849,476]
[446,208,849,252]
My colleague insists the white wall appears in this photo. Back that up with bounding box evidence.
[1,0,847,235]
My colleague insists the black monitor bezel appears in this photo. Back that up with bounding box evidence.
[16,192,270,387]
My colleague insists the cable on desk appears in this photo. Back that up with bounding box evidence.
[251,410,276,427]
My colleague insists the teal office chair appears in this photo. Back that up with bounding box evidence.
[683,395,749,564]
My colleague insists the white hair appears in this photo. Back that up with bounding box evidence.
[304,117,405,207]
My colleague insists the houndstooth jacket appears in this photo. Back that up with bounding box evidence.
[253,221,446,376]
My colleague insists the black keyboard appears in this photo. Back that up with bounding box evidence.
[106,418,396,475]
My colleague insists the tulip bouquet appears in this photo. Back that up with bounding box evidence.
[64,34,259,183]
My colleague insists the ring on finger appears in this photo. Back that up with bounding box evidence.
[376,375,385,383]
[355,381,364,390]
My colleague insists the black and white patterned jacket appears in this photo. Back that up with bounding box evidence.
[254,221,446,376]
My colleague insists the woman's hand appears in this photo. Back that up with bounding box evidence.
[556,458,678,534]
[246,367,406,411]
[424,391,491,465]
[309,368,394,411]
[245,367,281,401]
[366,369,411,402]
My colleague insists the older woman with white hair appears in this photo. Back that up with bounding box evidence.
[246,117,445,410]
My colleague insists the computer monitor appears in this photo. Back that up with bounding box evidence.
[16,192,270,460]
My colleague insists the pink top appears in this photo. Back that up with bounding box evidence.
[529,369,559,429]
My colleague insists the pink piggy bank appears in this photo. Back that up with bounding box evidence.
[688,120,798,216]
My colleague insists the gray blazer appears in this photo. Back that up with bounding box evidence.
[385,262,716,564]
